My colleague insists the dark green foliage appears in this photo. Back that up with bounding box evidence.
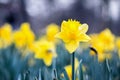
[0,43,120,80]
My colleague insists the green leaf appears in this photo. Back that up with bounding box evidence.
[39,69,42,80]
[52,69,58,80]
[63,69,69,80]
[78,59,83,80]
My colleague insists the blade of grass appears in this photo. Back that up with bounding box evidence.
[106,59,112,80]
[39,69,42,80]
[63,69,69,80]
[52,69,58,80]
[24,70,30,80]
[78,59,83,80]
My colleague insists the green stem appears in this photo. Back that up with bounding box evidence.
[72,52,75,80]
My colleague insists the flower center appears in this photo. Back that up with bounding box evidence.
[69,33,77,40]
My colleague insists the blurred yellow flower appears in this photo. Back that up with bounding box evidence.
[13,22,35,49]
[33,39,57,66]
[99,29,115,51]
[55,19,91,53]
[98,53,112,62]
[116,37,120,57]
[97,53,105,62]
[90,50,96,56]
[13,31,26,48]
[64,58,79,80]
[90,29,114,62]
[0,23,12,48]
[46,23,59,42]
[90,34,104,53]
[116,37,120,49]
[20,23,35,46]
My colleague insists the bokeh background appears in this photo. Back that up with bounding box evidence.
[0,0,120,35]
[1,0,120,80]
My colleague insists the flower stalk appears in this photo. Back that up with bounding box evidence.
[72,52,75,80]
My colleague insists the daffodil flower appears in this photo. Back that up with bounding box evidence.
[55,19,90,53]
[13,22,35,49]
[46,23,59,42]
[99,29,115,51]
[33,40,57,66]
[116,37,120,49]
[90,29,114,62]
[0,23,12,48]
[116,37,120,58]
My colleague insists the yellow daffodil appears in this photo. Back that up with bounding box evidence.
[90,34,104,53]
[33,39,57,66]
[46,23,59,42]
[55,19,91,53]
[13,31,26,48]
[20,23,35,47]
[13,22,35,49]
[0,23,13,48]
[99,29,115,51]
[116,37,120,57]
[90,29,114,62]
[116,37,120,49]
[64,58,79,80]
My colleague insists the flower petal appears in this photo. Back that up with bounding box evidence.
[43,53,53,66]
[65,41,79,53]
[34,52,44,59]
[61,20,68,32]
[77,34,91,42]
[79,23,88,33]
[55,32,70,43]
[61,20,80,32]
[64,65,72,80]
[98,53,105,62]
[55,32,62,39]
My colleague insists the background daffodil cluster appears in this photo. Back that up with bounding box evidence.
[0,19,120,80]
[90,29,115,62]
